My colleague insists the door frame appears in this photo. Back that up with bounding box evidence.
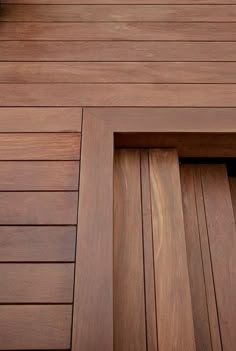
[72,108,236,351]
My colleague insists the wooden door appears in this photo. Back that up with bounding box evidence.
[114,149,236,351]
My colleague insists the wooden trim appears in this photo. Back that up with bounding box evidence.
[72,109,236,351]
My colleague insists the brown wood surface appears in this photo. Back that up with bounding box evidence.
[0,133,80,160]
[140,150,158,351]
[0,226,76,262]
[114,149,146,351]
[2,42,236,62]
[0,263,74,303]
[229,177,236,221]
[194,166,222,351]
[180,165,212,351]
[72,115,114,351]
[3,62,236,83]
[3,84,236,107]
[149,149,195,351]
[1,23,236,40]
[0,161,79,190]
[0,305,72,350]
[2,4,236,22]
[0,108,82,132]
[0,192,78,224]
[201,165,236,351]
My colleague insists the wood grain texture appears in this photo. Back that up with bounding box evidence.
[230,177,236,221]
[3,62,236,83]
[0,192,78,224]
[3,84,236,106]
[0,263,74,303]
[2,4,236,22]
[72,116,114,351]
[194,166,222,351]
[0,226,76,262]
[0,133,80,160]
[0,108,82,132]
[0,161,79,190]
[1,23,236,40]
[114,149,146,351]
[180,165,212,351]
[149,149,195,351]
[201,165,236,351]
[2,0,236,4]
[0,305,72,350]
[140,150,158,351]
[2,41,236,62]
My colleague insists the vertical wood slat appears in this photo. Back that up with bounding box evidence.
[141,150,158,351]
[201,165,236,351]
[180,165,213,351]
[149,149,196,351]
[114,149,146,351]
[229,177,236,222]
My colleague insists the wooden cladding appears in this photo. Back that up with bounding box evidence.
[113,149,236,351]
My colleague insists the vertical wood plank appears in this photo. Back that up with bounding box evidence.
[201,165,236,351]
[141,150,158,351]
[194,166,222,351]
[229,177,236,221]
[180,165,212,351]
[114,149,147,351]
[149,149,196,351]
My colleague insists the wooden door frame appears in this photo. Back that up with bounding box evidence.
[72,108,236,351]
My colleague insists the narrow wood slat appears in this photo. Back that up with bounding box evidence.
[194,166,222,351]
[0,226,76,262]
[0,192,78,224]
[141,150,158,351]
[114,149,146,351]
[1,23,236,40]
[0,108,82,132]
[2,4,236,22]
[0,305,72,350]
[3,62,236,83]
[0,263,74,303]
[0,161,79,190]
[0,133,80,160]
[180,165,212,351]
[2,0,236,4]
[149,149,195,351]
[201,165,236,351]
[2,84,236,107]
[229,177,236,221]
[2,41,236,62]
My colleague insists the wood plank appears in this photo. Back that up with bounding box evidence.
[229,177,236,222]
[2,41,236,62]
[1,23,236,40]
[72,115,114,351]
[0,263,74,303]
[201,165,236,351]
[0,192,78,224]
[2,0,236,4]
[0,226,76,262]
[0,108,82,132]
[149,149,195,351]
[114,149,146,351]
[0,133,80,160]
[180,165,212,351]
[0,305,72,350]
[140,150,158,351]
[2,84,236,107]
[194,166,222,351]
[0,161,79,190]
[3,62,236,83]
[2,4,236,22]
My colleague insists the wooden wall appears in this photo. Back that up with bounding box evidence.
[0,0,236,349]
